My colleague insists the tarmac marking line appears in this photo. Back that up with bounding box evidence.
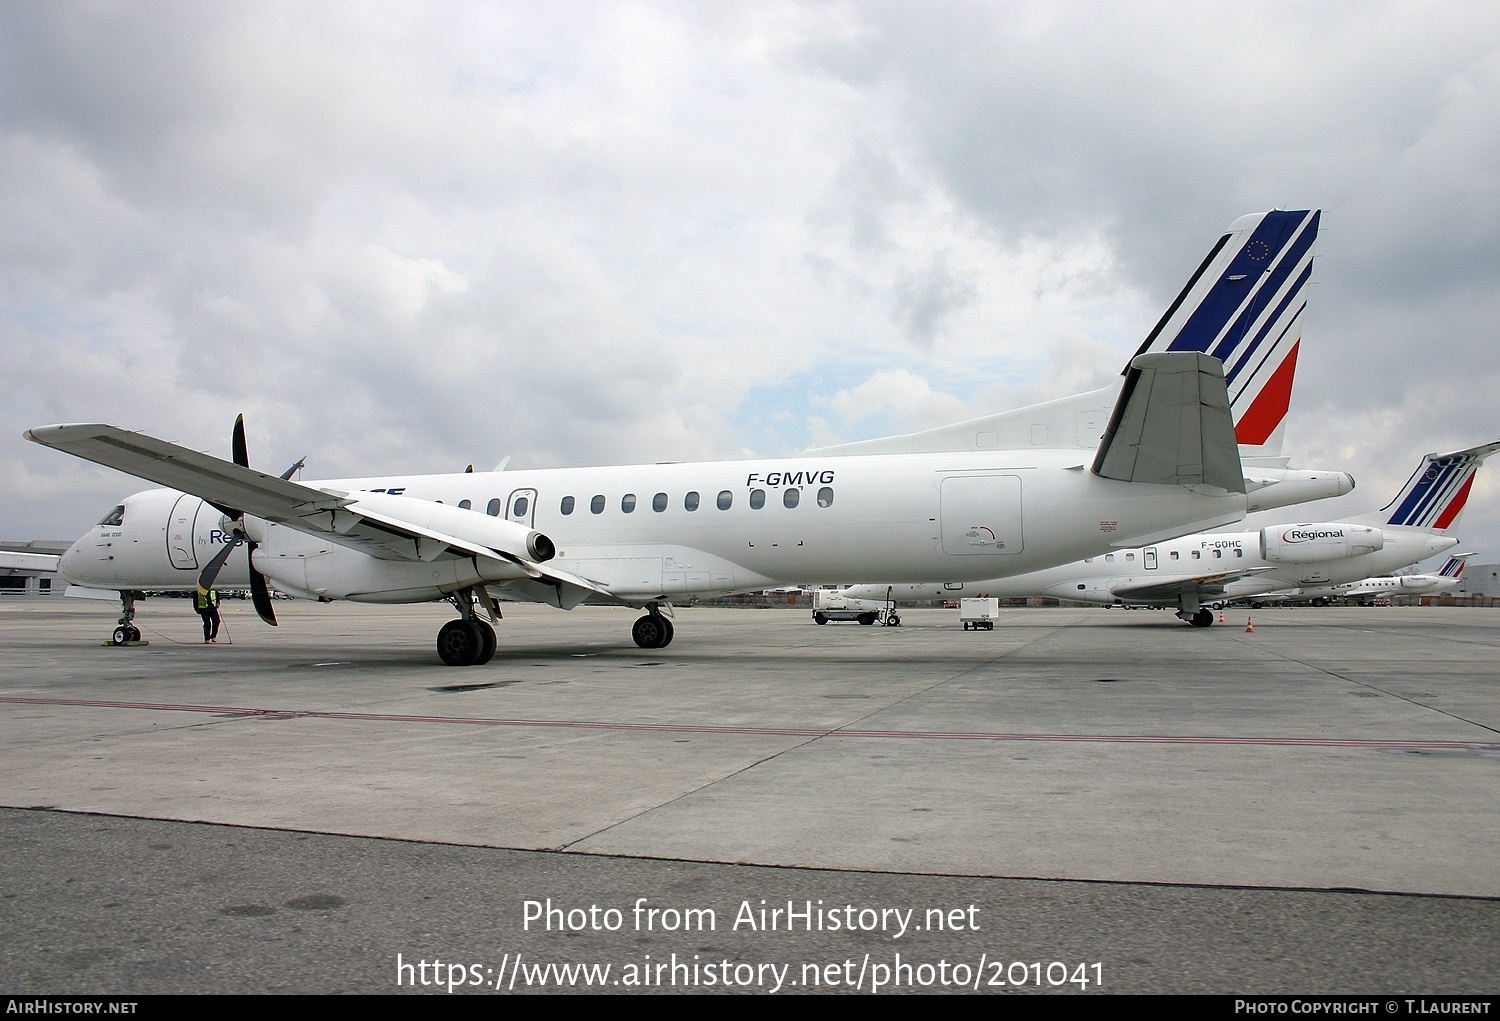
[4,696,1496,751]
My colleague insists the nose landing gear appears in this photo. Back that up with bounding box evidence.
[107,591,146,646]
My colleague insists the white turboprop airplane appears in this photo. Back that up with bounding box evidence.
[1322,553,1474,604]
[28,210,1343,664]
[845,441,1497,625]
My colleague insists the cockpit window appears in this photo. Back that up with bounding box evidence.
[98,505,125,527]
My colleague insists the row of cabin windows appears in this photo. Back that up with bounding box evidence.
[560,487,835,516]
[1087,547,1244,563]
[442,487,836,521]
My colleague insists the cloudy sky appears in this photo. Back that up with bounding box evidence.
[4,1,1499,566]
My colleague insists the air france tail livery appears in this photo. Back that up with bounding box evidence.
[29,210,1335,663]
[846,441,1497,626]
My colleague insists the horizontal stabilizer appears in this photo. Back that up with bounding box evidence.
[1091,353,1244,492]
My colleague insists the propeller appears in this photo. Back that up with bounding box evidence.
[196,414,278,627]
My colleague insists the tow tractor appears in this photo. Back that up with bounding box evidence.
[811,587,901,627]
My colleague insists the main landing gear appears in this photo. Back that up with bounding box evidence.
[632,604,675,649]
[436,588,498,666]
[109,590,145,646]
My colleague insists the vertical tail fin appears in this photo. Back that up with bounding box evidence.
[1134,209,1320,457]
[1378,441,1500,532]
[1438,553,1475,578]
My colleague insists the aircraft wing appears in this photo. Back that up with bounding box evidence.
[0,551,60,573]
[1106,567,1279,605]
[26,423,351,521]
[23,423,610,600]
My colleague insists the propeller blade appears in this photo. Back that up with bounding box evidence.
[248,546,278,627]
[197,537,240,594]
[232,414,249,468]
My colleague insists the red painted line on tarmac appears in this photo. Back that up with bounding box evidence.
[4,696,1497,752]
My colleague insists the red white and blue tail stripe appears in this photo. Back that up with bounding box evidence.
[1437,554,1474,579]
[1380,441,1500,531]
[1134,209,1320,455]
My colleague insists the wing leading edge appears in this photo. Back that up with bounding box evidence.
[23,423,610,605]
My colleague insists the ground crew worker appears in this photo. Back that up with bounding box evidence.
[194,587,221,643]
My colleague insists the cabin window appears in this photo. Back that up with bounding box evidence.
[1191,550,1201,559]
[1106,554,1115,562]
[685,491,700,511]
[98,505,125,526]
[1125,552,1135,561]
[783,488,799,508]
[1212,549,1222,559]
[717,490,733,510]
[1169,550,1179,560]
[512,496,529,517]
[1234,548,1243,558]
[817,487,834,508]
[652,492,668,512]
[591,495,605,514]
[749,488,766,510]
[621,494,637,513]
[560,496,574,515]
[458,499,471,510]
[486,499,502,517]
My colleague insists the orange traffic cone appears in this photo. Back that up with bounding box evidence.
[1218,609,1225,624]
[1245,617,1255,633]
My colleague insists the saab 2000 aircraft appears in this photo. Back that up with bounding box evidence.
[845,441,1497,625]
[29,210,1343,664]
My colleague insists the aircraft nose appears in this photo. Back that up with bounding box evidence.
[57,537,95,586]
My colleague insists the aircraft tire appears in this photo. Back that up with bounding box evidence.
[632,614,670,649]
[437,619,482,666]
[473,620,497,665]
[112,625,130,646]
[1192,609,1214,627]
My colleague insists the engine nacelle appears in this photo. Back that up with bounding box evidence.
[1242,468,1356,513]
[1259,523,1384,563]
[245,491,560,602]
[340,490,556,562]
